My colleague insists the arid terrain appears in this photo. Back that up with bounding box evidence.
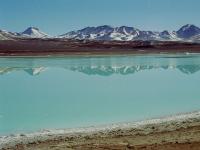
[1,111,200,150]
[0,39,200,56]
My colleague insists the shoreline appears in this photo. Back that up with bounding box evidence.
[0,39,200,57]
[0,50,200,57]
[1,111,200,150]
[0,51,199,58]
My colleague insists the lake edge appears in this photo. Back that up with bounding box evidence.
[1,110,200,149]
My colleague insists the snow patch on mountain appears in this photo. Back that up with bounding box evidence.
[177,24,200,39]
[159,30,180,41]
[21,27,49,38]
[0,30,20,40]
[1,24,200,42]
[59,25,185,41]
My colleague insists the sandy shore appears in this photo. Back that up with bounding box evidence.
[1,111,200,150]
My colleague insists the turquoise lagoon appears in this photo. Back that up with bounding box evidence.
[0,54,200,135]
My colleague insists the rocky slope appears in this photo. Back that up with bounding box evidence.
[60,24,200,42]
[1,24,200,42]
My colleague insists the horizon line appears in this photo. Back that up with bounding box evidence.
[1,23,199,36]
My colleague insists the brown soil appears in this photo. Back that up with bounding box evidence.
[2,124,200,150]
[0,39,200,56]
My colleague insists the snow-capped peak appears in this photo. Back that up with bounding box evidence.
[177,24,200,39]
[0,29,20,40]
[180,24,196,31]
[59,25,182,41]
[1,24,200,42]
[21,27,49,38]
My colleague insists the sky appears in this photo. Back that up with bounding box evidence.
[0,0,200,35]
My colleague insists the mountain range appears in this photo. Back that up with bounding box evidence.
[1,24,200,42]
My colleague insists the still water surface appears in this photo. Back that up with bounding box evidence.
[0,54,200,135]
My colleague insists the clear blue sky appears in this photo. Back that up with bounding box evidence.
[0,0,200,35]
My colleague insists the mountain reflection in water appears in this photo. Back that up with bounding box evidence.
[0,54,200,76]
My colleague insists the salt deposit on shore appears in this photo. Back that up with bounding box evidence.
[1,111,200,149]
